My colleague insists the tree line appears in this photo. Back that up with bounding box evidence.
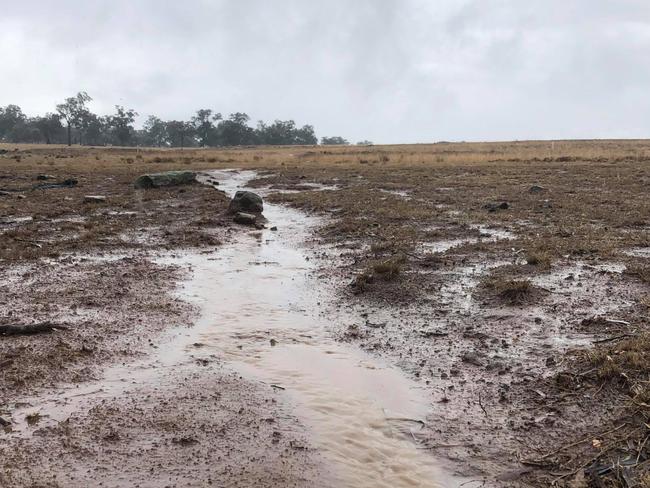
[0,92,361,148]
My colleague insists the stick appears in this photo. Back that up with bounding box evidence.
[593,334,632,344]
[0,323,68,336]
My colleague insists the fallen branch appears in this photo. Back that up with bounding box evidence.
[0,323,68,336]
[593,334,633,344]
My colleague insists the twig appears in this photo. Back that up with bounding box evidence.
[593,334,632,344]
[528,423,628,462]
[478,392,489,418]
[0,322,68,336]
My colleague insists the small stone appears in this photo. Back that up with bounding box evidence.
[270,226,278,231]
[233,212,257,226]
[84,195,106,203]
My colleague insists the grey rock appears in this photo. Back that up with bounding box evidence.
[228,191,263,214]
[233,212,257,226]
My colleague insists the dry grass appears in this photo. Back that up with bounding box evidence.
[587,334,650,384]
[626,265,650,284]
[525,250,553,269]
[483,277,537,305]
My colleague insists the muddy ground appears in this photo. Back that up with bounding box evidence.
[1,142,649,487]
[0,150,325,487]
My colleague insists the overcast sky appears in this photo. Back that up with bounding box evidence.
[1,1,649,144]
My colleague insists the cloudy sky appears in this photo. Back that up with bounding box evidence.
[1,1,649,143]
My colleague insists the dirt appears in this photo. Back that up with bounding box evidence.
[0,155,326,487]
[1,142,649,487]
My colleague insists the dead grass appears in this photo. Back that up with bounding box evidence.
[525,250,553,269]
[626,264,650,284]
[483,277,537,305]
[587,334,650,384]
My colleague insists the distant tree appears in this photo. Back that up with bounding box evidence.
[255,120,318,145]
[143,115,168,147]
[81,113,109,146]
[321,136,349,145]
[56,92,92,146]
[166,120,195,148]
[107,105,138,146]
[0,105,26,141]
[32,113,64,144]
[191,109,222,147]
[357,140,373,146]
[295,124,318,145]
[217,113,255,146]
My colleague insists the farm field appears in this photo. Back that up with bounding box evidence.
[0,140,649,487]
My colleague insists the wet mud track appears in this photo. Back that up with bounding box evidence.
[1,170,455,487]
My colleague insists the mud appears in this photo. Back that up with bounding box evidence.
[2,147,649,487]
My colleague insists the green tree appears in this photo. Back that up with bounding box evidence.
[217,113,255,146]
[191,109,222,147]
[321,136,349,145]
[166,120,194,148]
[56,92,92,146]
[0,105,26,141]
[143,115,168,147]
[108,105,138,146]
[33,113,64,144]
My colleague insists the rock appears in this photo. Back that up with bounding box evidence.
[0,149,8,155]
[233,212,257,226]
[84,195,106,203]
[270,226,278,231]
[228,191,263,214]
[460,351,486,367]
[34,178,78,190]
[484,202,509,212]
[36,174,55,181]
[529,185,545,193]
[134,171,196,189]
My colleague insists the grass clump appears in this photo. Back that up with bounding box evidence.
[351,255,405,294]
[625,264,650,284]
[525,250,552,269]
[484,277,536,305]
[585,334,650,394]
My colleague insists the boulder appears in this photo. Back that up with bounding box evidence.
[233,212,257,226]
[228,191,263,214]
[529,185,545,193]
[134,171,196,189]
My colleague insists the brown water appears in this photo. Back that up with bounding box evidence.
[10,170,453,487]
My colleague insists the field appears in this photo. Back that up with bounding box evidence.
[0,140,649,487]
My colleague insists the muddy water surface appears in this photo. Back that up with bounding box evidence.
[169,170,452,487]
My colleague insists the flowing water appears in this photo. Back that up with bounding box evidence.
[10,170,453,487]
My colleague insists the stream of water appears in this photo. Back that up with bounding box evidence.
[10,170,452,487]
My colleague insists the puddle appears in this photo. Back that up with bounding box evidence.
[622,247,650,259]
[421,225,515,254]
[379,188,411,199]
[9,170,452,488]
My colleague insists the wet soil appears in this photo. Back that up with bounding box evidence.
[1,144,649,487]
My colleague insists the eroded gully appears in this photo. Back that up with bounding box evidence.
[10,170,457,488]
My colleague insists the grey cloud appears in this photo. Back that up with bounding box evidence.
[1,0,649,143]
